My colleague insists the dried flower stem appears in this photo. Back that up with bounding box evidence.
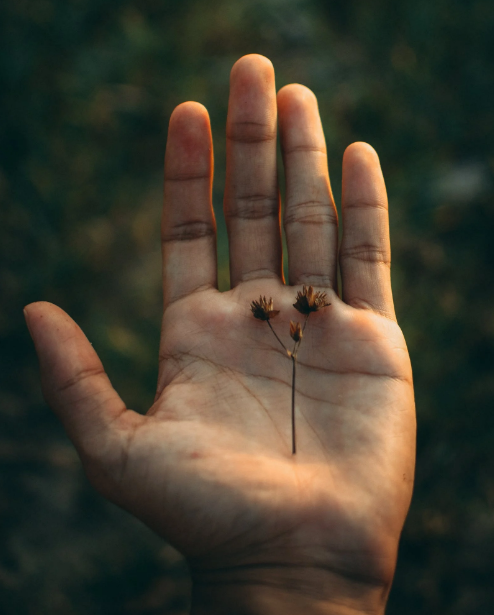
[267,320,290,355]
[251,288,330,456]
[267,317,297,453]
[291,353,297,454]
[288,314,310,454]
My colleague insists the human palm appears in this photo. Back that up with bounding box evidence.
[26,55,415,614]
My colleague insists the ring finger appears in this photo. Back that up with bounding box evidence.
[278,85,338,288]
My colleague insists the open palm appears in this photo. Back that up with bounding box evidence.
[26,55,415,614]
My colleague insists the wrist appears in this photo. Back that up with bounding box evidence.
[189,565,389,615]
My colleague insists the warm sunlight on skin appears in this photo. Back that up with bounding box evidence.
[25,54,416,615]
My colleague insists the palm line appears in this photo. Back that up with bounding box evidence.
[229,369,288,451]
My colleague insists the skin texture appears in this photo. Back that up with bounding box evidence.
[25,55,416,615]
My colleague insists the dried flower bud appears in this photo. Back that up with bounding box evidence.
[293,285,331,314]
[289,321,303,342]
[251,296,280,321]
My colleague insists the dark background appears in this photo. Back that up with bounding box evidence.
[1,0,494,613]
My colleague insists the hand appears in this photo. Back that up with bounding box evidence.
[25,55,415,615]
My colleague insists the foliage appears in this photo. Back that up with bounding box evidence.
[1,0,493,612]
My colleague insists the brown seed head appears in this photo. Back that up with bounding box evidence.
[251,296,280,321]
[289,321,303,342]
[293,285,331,314]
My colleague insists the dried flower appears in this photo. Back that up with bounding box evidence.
[293,285,331,314]
[251,296,280,321]
[249,288,331,455]
[289,321,303,342]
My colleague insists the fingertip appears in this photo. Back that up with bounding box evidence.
[231,54,274,81]
[226,52,277,146]
[229,56,276,115]
[169,101,210,125]
[166,103,213,178]
[343,142,381,167]
[24,300,47,312]
[277,83,317,110]
[277,86,326,160]
[24,300,62,316]
[277,85,321,143]
[24,302,71,342]
[168,102,211,144]
[342,142,385,197]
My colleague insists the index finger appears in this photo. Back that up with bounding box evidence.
[162,102,217,309]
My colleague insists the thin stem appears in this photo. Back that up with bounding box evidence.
[291,354,297,455]
[289,317,308,455]
[267,320,289,354]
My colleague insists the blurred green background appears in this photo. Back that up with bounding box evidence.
[1,0,494,613]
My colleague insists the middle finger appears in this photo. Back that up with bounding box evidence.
[224,55,282,287]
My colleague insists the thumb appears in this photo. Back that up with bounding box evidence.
[24,301,131,471]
